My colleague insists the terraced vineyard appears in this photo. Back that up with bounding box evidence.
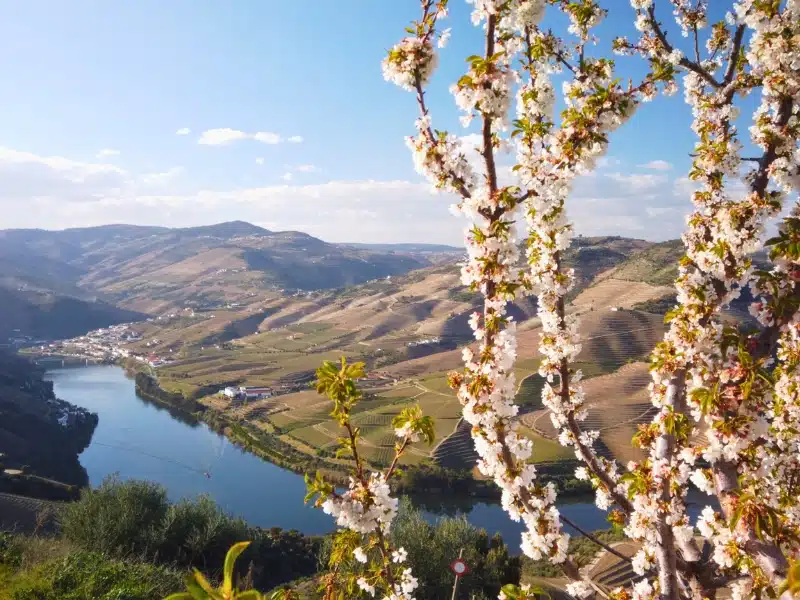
[117,237,753,477]
[520,362,656,464]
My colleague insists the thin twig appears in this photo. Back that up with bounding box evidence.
[560,514,632,564]
[647,4,720,89]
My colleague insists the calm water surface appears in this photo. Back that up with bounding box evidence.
[46,365,706,550]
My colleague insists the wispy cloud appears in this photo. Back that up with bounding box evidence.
[295,164,316,172]
[606,171,669,191]
[197,128,293,146]
[96,148,120,158]
[1,143,759,244]
[253,132,281,144]
[638,159,672,171]
[287,135,303,144]
[175,127,191,136]
[255,157,265,165]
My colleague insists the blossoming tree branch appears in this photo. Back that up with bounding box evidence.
[380,1,799,600]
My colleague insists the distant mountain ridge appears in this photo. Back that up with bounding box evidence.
[0,221,453,321]
[340,242,464,253]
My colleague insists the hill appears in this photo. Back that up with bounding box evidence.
[20,231,764,478]
[0,352,97,491]
[0,221,446,314]
[0,288,144,342]
[91,235,699,475]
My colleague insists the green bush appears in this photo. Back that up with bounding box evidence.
[158,495,248,566]
[0,533,23,568]
[6,551,182,600]
[61,477,168,556]
[388,498,521,600]
[59,477,320,592]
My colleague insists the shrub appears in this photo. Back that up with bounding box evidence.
[389,498,520,600]
[158,495,248,567]
[59,477,320,592]
[60,476,168,556]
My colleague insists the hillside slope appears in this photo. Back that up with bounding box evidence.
[0,352,97,488]
[123,233,773,474]
[0,288,145,341]
[0,221,440,314]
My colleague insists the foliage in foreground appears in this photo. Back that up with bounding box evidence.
[61,477,319,592]
[0,534,182,600]
[389,498,521,600]
[165,541,295,600]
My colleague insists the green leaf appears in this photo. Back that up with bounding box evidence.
[729,503,746,531]
[501,584,521,600]
[223,541,251,595]
[184,573,217,600]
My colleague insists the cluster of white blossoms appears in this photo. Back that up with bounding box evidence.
[308,357,437,600]
[357,568,418,600]
[407,114,476,196]
[393,0,650,584]
[624,0,800,597]
[382,36,438,92]
[321,473,398,534]
[465,0,546,31]
[393,421,421,443]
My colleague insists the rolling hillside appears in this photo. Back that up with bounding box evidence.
[0,288,145,342]
[114,235,710,474]
[0,221,445,314]
[16,228,764,475]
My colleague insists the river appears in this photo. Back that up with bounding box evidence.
[44,365,708,551]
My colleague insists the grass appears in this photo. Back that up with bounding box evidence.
[0,535,183,600]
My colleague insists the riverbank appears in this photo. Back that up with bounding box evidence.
[125,363,354,484]
[44,364,638,545]
[128,366,592,501]
[0,352,98,500]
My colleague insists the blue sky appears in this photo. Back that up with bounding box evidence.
[0,1,730,244]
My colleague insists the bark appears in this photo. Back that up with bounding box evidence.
[654,374,684,600]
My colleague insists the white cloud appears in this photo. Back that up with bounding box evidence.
[198,128,251,146]
[459,133,483,151]
[295,164,315,172]
[253,132,281,145]
[645,206,677,217]
[0,147,124,179]
[597,156,622,168]
[0,146,126,205]
[255,157,265,165]
[197,128,289,146]
[6,144,779,245]
[96,148,120,158]
[281,172,293,181]
[638,159,672,171]
[287,135,303,143]
[176,128,191,136]
[606,171,668,191]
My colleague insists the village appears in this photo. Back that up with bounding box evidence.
[19,322,178,369]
